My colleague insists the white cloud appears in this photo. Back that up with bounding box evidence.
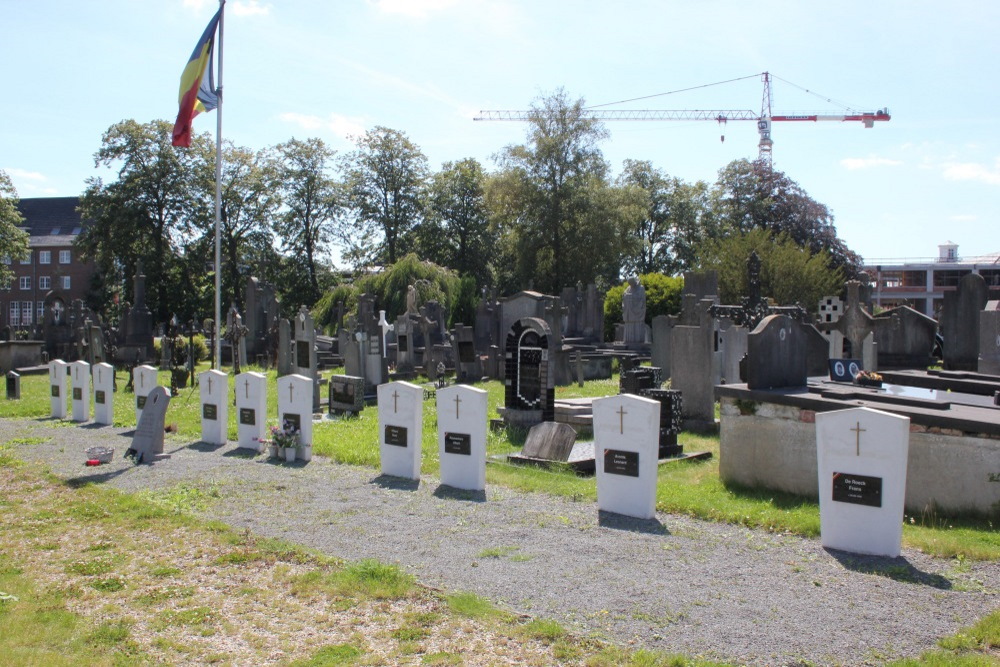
[279,112,368,140]
[231,0,270,17]
[182,0,212,11]
[3,167,47,183]
[2,168,57,195]
[370,0,460,18]
[941,159,1000,186]
[840,156,902,170]
[950,214,978,222]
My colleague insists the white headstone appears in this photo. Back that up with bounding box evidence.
[436,384,487,492]
[70,360,91,422]
[377,381,423,480]
[592,393,661,519]
[48,359,69,419]
[133,364,159,426]
[199,369,228,446]
[816,406,910,558]
[277,373,313,449]
[235,371,267,452]
[92,362,114,425]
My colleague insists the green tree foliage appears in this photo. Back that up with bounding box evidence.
[341,127,428,267]
[415,158,495,286]
[270,137,341,304]
[77,119,211,323]
[0,170,30,286]
[709,158,862,277]
[603,273,684,340]
[312,254,460,332]
[697,228,843,313]
[617,159,713,277]
[490,89,640,294]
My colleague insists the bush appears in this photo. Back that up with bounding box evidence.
[604,273,684,340]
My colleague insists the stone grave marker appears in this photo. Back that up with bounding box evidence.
[70,360,91,422]
[6,370,20,400]
[377,381,424,480]
[520,421,577,461]
[592,393,661,519]
[328,374,365,414]
[236,371,267,452]
[133,364,159,425]
[650,315,673,378]
[92,362,114,425]
[746,315,806,390]
[49,359,69,419]
[199,369,228,446]
[816,406,909,557]
[437,384,488,492]
[277,373,313,450]
[126,385,171,464]
[979,301,1000,375]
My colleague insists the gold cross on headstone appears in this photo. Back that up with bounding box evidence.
[454,394,462,419]
[617,404,627,434]
[245,378,250,399]
[392,390,399,413]
[207,376,213,393]
[289,383,294,402]
[851,420,866,456]
[139,373,144,389]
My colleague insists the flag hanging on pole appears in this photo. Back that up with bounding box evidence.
[171,9,222,147]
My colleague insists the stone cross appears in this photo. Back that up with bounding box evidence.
[851,421,866,456]
[393,390,399,413]
[454,394,462,419]
[617,404,627,434]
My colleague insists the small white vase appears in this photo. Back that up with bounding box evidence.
[268,444,279,458]
[284,446,297,463]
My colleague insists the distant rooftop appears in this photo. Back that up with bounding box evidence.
[15,196,86,246]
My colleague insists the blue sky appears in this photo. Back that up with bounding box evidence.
[3,0,998,266]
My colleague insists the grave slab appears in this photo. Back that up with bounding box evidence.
[592,393,661,519]
[199,369,228,446]
[437,384,488,492]
[235,371,267,452]
[127,385,171,464]
[378,381,424,480]
[70,360,91,422]
[277,373,313,450]
[133,364,159,425]
[49,359,69,419]
[816,406,909,557]
[92,363,114,425]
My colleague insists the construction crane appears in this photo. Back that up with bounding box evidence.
[474,72,890,169]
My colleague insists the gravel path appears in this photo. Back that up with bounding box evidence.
[3,417,998,666]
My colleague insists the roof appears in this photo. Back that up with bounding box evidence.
[15,196,86,246]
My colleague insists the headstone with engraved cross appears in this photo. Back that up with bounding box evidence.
[592,393,661,519]
[133,364,159,426]
[92,362,114,425]
[235,371,267,452]
[70,360,91,422]
[49,359,69,419]
[199,369,228,446]
[437,384,488,492]
[377,381,424,480]
[816,406,909,557]
[277,373,313,450]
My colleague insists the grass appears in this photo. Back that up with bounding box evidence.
[5,366,999,562]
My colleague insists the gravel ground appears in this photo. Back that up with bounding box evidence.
[3,417,998,666]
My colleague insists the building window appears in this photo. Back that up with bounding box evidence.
[19,276,31,290]
[37,301,44,321]
[19,252,31,265]
[21,301,32,326]
[9,301,19,325]
[39,250,51,264]
[39,276,51,290]
[59,250,71,264]
[62,276,71,290]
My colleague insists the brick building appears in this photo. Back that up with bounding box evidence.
[1,197,96,333]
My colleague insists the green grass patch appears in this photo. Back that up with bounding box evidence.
[290,559,415,601]
[445,591,513,621]
[519,617,567,643]
[292,642,365,666]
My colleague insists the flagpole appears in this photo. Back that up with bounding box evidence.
[214,0,225,369]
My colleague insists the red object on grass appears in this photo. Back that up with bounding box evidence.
[86,459,101,466]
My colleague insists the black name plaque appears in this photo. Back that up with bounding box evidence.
[604,449,640,477]
[239,407,256,425]
[444,432,471,456]
[832,472,882,508]
[385,425,408,447]
[203,403,218,421]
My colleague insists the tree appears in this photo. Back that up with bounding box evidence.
[341,127,428,267]
[489,89,639,293]
[270,137,340,305]
[415,158,495,286]
[616,160,713,276]
[77,119,211,324]
[709,158,862,277]
[697,228,843,313]
[0,170,30,287]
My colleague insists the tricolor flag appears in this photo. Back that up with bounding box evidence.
[172,9,222,147]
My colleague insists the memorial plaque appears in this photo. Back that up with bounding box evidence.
[73,387,82,401]
[136,395,147,409]
[832,472,883,508]
[603,449,640,477]
[51,385,60,397]
[385,424,408,447]
[398,335,408,352]
[296,340,310,369]
[444,432,471,456]
[458,340,476,364]
[283,412,301,433]
[203,403,218,421]
[332,381,354,403]
[95,390,106,405]
[829,358,862,383]
[239,407,256,425]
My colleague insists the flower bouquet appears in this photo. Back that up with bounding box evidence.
[854,369,883,388]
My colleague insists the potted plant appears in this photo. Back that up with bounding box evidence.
[270,424,300,462]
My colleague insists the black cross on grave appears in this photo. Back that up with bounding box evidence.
[709,251,807,329]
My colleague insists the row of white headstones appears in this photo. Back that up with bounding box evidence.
[47,361,910,558]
